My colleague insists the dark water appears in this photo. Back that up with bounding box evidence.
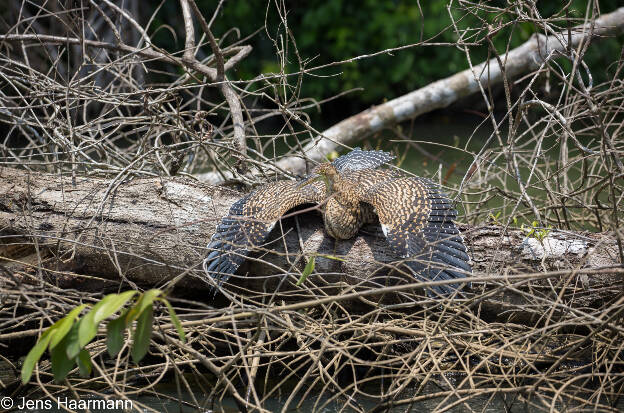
[66,375,623,412]
[11,377,622,413]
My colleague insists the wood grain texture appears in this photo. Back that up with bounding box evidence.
[0,167,622,316]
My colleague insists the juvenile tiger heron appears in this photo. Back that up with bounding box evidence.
[204,148,471,295]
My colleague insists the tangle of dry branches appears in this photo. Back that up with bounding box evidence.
[1,1,623,412]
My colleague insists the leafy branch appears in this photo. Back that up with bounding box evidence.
[21,289,185,384]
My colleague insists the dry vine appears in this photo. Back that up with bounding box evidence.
[1,1,623,412]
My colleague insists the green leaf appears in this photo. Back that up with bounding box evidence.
[126,289,162,324]
[106,311,128,357]
[94,291,138,324]
[50,335,76,382]
[78,291,138,349]
[49,304,87,350]
[21,328,56,384]
[162,299,185,343]
[64,323,82,360]
[77,349,92,377]
[296,256,316,286]
[131,305,154,363]
[75,316,96,352]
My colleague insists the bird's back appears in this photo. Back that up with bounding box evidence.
[204,149,471,296]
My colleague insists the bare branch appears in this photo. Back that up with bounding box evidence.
[199,7,624,182]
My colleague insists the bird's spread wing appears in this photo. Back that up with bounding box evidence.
[357,173,471,295]
[332,147,395,173]
[204,180,324,285]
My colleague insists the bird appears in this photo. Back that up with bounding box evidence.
[203,148,471,295]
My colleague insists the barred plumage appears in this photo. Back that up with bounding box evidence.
[331,147,395,172]
[204,149,471,295]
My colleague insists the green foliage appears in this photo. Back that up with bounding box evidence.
[21,305,86,384]
[297,256,316,286]
[131,305,154,363]
[77,290,138,352]
[163,300,185,347]
[77,349,92,377]
[200,0,622,111]
[50,333,77,382]
[522,221,553,242]
[21,290,186,384]
[296,254,345,286]
[488,211,502,225]
[106,310,129,357]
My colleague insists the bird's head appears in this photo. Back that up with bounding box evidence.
[298,162,339,194]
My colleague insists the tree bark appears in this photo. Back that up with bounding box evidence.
[1,167,621,316]
[196,7,624,184]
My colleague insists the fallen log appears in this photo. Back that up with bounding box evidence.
[0,167,622,317]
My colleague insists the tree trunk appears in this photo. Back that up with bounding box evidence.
[1,167,622,318]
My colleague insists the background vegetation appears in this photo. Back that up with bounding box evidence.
[199,0,622,118]
[1,0,623,411]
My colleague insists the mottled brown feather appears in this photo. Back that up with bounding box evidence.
[204,179,324,282]
[205,150,471,295]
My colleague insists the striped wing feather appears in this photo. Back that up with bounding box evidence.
[204,180,324,284]
[332,147,395,173]
[355,173,471,295]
